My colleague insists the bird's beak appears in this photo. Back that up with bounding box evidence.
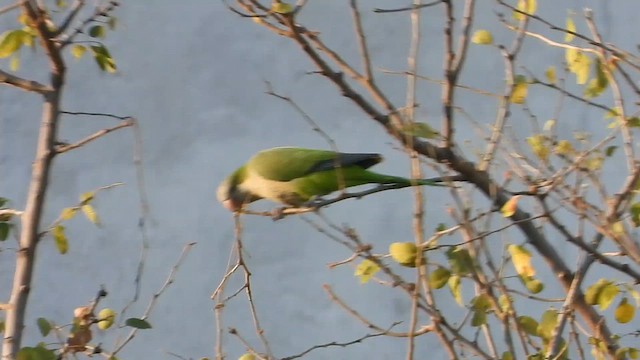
[222,199,241,212]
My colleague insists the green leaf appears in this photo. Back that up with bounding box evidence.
[52,225,68,254]
[16,346,55,360]
[627,117,640,128]
[429,267,451,289]
[71,45,86,59]
[0,197,7,208]
[565,17,575,42]
[125,318,152,329]
[56,0,68,8]
[354,259,380,283]
[502,351,514,360]
[88,25,105,38]
[90,45,117,73]
[0,320,5,333]
[37,318,51,337]
[471,310,487,327]
[472,29,493,45]
[597,282,619,310]
[605,146,617,157]
[471,294,491,313]
[447,247,474,275]
[0,222,9,241]
[516,315,539,336]
[584,58,608,98]
[537,308,558,340]
[630,203,640,227]
[81,204,101,226]
[448,274,463,306]
[523,276,544,294]
[0,30,28,58]
[97,308,116,330]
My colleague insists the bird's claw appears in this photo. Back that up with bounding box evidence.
[271,207,287,220]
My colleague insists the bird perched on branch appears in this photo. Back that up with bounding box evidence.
[216,147,449,212]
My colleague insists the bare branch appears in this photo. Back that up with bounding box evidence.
[55,118,134,154]
[112,242,196,356]
[52,0,85,37]
[0,69,51,93]
[373,1,441,13]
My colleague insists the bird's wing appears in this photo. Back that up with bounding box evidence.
[249,147,382,182]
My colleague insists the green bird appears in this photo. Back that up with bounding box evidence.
[216,147,446,211]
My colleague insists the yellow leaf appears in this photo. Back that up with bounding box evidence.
[389,242,418,267]
[508,244,535,277]
[52,225,68,254]
[513,0,536,21]
[71,45,86,59]
[238,353,256,360]
[614,297,635,323]
[611,221,625,237]
[61,207,78,220]
[9,54,19,71]
[82,204,101,226]
[565,17,575,42]
[97,308,116,330]
[566,48,591,85]
[472,30,493,45]
[354,259,380,284]
[555,140,574,156]
[271,1,293,14]
[510,82,528,104]
[80,191,95,203]
[543,119,556,132]
[527,135,549,162]
[545,66,556,84]
[448,274,463,306]
[501,195,521,218]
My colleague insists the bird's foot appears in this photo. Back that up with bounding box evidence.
[271,207,288,220]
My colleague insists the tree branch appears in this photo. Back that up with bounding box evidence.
[0,69,51,93]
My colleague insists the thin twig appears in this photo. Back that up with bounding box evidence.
[112,242,196,355]
[373,1,440,13]
[282,324,399,360]
[55,118,134,153]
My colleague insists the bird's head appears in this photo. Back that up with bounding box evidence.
[216,166,256,212]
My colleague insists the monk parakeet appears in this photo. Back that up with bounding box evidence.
[216,147,445,211]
